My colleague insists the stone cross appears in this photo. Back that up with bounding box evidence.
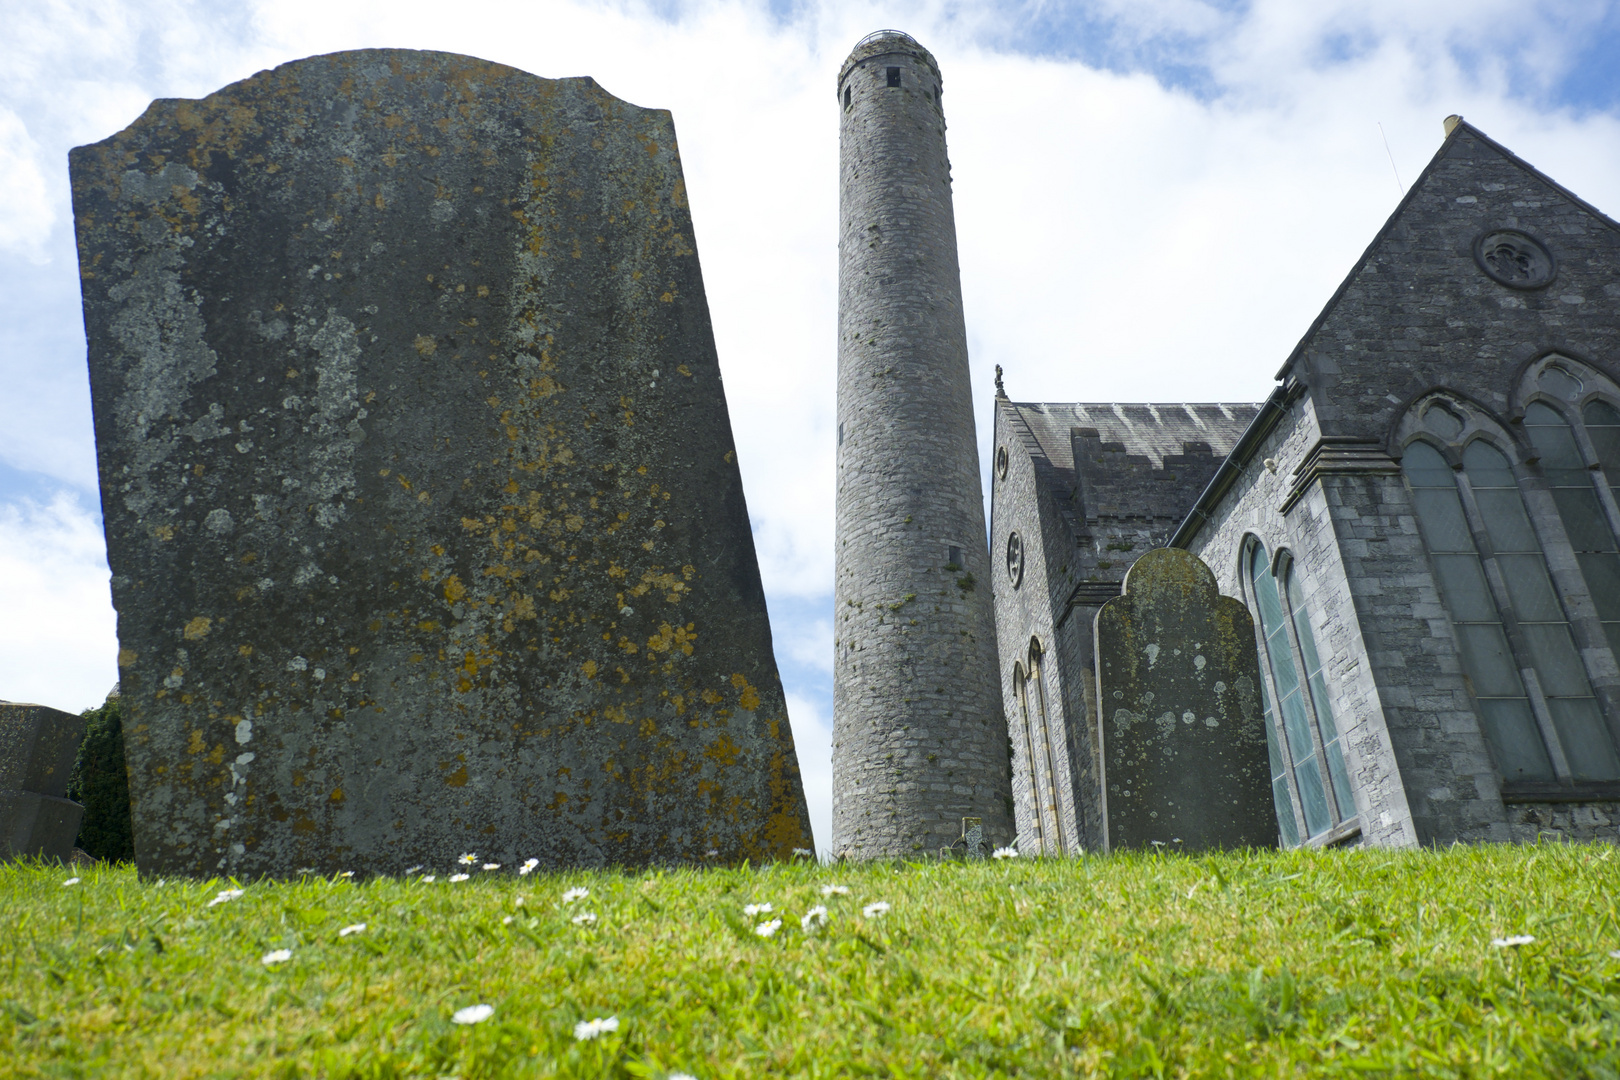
[1094,547,1276,851]
[70,49,813,877]
[1,703,87,861]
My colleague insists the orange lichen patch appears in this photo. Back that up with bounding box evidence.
[413,334,437,357]
[118,649,138,668]
[445,766,469,787]
[238,645,253,656]
[183,616,213,640]
[329,788,344,803]
[704,733,741,768]
[582,659,598,679]
[187,729,206,755]
[730,673,761,712]
[443,575,467,603]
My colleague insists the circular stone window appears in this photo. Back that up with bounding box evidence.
[1473,229,1555,289]
[995,445,1009,480]
[1006,531,1024,588]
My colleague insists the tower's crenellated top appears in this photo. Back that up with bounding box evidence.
[837,30,941,95]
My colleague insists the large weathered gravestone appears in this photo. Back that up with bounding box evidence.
[71,49,812,877]
[1,703,88,861]
[1094,548,1275,851]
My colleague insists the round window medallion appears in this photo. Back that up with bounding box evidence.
[1006,531,1024,588]
[995,445,1009,480]
[1473,229,1555,290]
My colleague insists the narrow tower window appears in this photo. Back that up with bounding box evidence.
[843,86,851,109]
[886,66,901,87]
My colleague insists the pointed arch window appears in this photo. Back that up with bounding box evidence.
[1013,641,1067,854]
[1248,541,1356,844]
[1403,410,1620,783]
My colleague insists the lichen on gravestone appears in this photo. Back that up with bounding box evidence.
[71,49,812,878]
[1093,547,1276,852]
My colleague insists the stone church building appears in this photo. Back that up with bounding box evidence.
[993,117,1620,852]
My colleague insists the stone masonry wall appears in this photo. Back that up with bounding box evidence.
[831,33,1011,857]
[1189,393,1430,847]
[991,400,1094,853]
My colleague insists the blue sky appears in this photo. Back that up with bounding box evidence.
[5,0,1620,852]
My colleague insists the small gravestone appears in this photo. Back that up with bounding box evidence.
[1,703,88,861]
[1094,548,1275,852]
[70,49,813,877]
[961,817,984,859]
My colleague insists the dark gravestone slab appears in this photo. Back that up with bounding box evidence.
[70,49,813,877]
[1094,548,1275,852]
[0,703,88,860]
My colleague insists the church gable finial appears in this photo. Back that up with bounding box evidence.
[995,364,1006,398]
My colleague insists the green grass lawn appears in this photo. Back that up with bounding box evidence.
[3,843,1618,1078]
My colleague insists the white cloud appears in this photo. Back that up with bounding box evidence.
[0,107,54,261]
[785,690,833,854]
[0,491,117,712]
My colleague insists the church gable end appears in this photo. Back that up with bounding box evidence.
[1282,120,1620,445]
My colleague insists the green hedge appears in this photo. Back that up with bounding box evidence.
[65,693,133,863]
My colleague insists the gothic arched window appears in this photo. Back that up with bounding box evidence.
[1402,441,1554,781]
[1247,541,1355,844]
[1013,642,1067,854]
[1402,379,1620,784]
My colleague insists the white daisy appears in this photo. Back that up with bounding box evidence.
[1610,950,1620,959]
[261,948,292,966]
[422,875,437,883]
[754,919,782,938]
[515,896,526,907]
[207,888,245,907]
[338,870,354,878]
[1492,934,1535,948]
[405,865,424,874]
[482,863,501,871]
[572,912,598,925]
[502,915,514,925]
[562,887,589,903]
[743,902,773,917]
[705,849,719,858]
[63,877,81,887]
[801,905,828,931]
[449,873,470,883]
[339,923,367,937]
[863,901,891,919]
[519,858,539,876]
[573,1015,620,1041]
[452,1003,494,1025]
[458,853,478,866]
[821,885,850,897]
[671,1074,696,1080]
[991,846,1018,859]
[792,847,814,858]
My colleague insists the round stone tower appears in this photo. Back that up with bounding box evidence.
[832,30,1012,858]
